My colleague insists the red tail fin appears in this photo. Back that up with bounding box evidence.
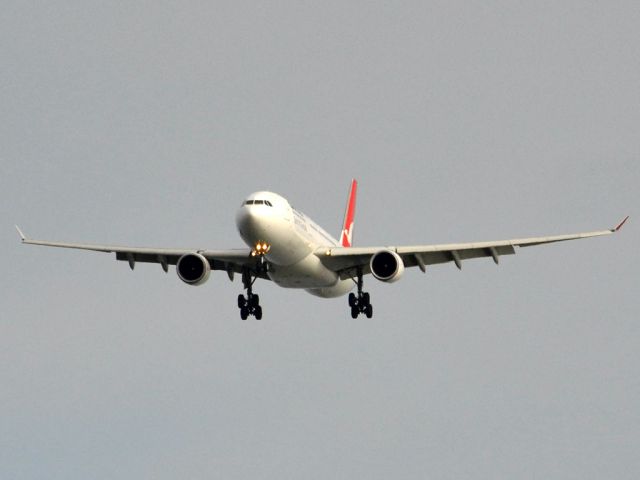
[340,179,358,247]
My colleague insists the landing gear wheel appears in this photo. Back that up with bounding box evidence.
[249,294,260,308]
[238,266,266,320]
[362,292,370,306]
[347,267,374,318]
[348,292,357,308]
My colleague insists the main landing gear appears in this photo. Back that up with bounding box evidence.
[348,268,373,319]
[238,268,263,320]
[238,246,269,320]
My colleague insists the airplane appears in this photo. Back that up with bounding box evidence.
[16,179,628,320]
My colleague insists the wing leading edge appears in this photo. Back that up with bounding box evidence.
[316,217,628,279]
[15,227,258,277]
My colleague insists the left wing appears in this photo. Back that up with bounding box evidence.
[316,217,629,279]
[15,226,262,278]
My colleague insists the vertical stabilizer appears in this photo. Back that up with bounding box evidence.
[339,179,358,247]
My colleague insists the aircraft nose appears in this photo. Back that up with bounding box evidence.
[236,205,268,239]
[236,206,256,232]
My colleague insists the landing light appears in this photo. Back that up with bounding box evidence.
[251,241,271,256]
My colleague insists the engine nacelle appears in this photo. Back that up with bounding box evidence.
[176,253,211,286]
[370,249,405,283]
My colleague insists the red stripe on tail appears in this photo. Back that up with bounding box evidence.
[340,179,358,247]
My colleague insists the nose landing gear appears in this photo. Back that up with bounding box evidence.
[349,268,373,318]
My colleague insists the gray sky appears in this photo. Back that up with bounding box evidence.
[2,1,638,478]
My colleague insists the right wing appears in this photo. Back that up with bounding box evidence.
[15,226,263,278]
[316,217,629,279]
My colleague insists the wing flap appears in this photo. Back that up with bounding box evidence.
[412,244,517,266]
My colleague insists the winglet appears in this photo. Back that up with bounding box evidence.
[339,179,358,247]
[612,216,629,232]
[15,225,26,242]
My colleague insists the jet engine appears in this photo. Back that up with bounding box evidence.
[370,250,405,283]
[176,253,211,286]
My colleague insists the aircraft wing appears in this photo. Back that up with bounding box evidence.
[316,217,629,279]
[15,227,261,278]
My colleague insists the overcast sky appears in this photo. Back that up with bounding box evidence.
[2,1,638,478]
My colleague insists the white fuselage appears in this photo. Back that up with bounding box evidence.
[235,191,354,298]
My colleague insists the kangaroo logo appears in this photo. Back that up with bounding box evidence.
[341,222,353,247]
[340,179,358,247]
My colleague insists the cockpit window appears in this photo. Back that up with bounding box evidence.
[243,199,273,207]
